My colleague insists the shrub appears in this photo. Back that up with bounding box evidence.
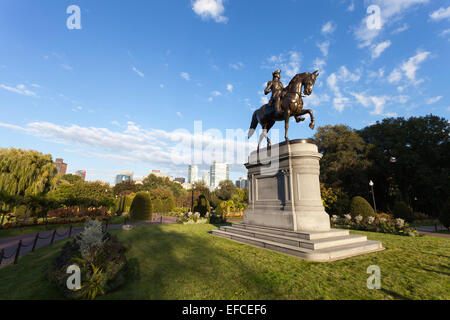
[393,201,413,221]
[129,192,153,221]
[350,196,375,218]
[193,195,210,217]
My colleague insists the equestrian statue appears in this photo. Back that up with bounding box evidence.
[248,69,319,150]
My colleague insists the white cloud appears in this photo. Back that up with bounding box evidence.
[316,41,330,57]
[392,23,409,34]
[387,50,431,85]
[321,21,336,35]
[132,66,144,77]
[60,64,73,71]
[229,62,244,70]
[388,68,403,83]
[347,1,355,12]
[430,6,450,21]
[0,120,259,172]
[264,51,301,78]
[0,84,38,97]
[401,50,431,83]
[439,28,450,38]
[211,90,222,97]
[192,0,228,23]
[426,96,442,104]
[313,58,326,72]
[327,66,360,112]
[354,0,429,47]
[226,84,233,92]
[176,112,183,118]
[371,40,391,59]
[350,92,396,116]
[180,72,190,81]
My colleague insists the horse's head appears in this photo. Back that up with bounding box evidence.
[302,70,319,96]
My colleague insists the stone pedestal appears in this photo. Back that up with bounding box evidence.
[211,139,384,262]
[244,139,330,232]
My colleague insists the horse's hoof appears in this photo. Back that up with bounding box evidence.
[296,117,305,123]
[309,122,315,130]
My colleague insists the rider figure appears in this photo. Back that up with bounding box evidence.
[264,69,284,116]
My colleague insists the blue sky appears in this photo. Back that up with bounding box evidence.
[0,0,449,184]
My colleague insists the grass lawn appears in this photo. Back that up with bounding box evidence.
[0,223,449,300]
[0,216,126,239]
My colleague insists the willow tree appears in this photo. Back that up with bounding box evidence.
[0,148,58,196]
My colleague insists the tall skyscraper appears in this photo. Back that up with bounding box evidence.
[75,170,86,181]
[54,158,67,175]
[188,165,198,183]
[202,170,210,187]
[235,177,248,189]
[210,161,229,190]
[115,171,134,185]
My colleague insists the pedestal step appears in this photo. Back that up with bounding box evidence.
[232,223,350,240]
[211,223,384,262]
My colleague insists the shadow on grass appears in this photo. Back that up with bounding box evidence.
[107,224,285,300]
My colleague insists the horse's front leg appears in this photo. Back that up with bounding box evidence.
[284,110,290,142]
[305,109,315,130]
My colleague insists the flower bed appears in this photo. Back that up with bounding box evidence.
[47,220,129,299]
[331,214,419,237]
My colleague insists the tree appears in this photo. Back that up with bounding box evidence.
[113,180,138,196]
[215,180,238,201]
[149,187,175,213]
[193,195,210,217]
[61,174,83,185]
[314,125,371,198]
[0,148,58,196]
[360,115,449,216]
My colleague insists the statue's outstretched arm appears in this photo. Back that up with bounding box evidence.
[264,81,272,95]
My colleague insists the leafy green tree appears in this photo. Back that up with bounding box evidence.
[193,195,210,217]
[61,174,83,185]
[113,180,138,196]
[0,148,58,196]
[149,187,175,213]
[314,125,372,199]
[215,180,238,201]
[360,115,449,217]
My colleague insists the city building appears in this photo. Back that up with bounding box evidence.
[174,177,186,184]
[235,177,248,189]
[54,158,67,175]
[115,171,134,185]
[188,165,198,183]
[202,171,210,187]
[210,161,229,190]
[150,170,173,181]
[75,170,86,181]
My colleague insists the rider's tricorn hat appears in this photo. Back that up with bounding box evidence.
[272,69,281,77]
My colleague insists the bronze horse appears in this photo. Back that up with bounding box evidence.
[248,71,319,150]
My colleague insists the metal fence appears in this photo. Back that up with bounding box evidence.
[0,215,166,266]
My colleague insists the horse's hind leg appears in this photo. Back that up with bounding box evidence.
[284,110,290,142]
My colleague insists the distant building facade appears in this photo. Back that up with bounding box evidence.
[150,170,173,181]
[75,170,86,181]
[188,165,198,183]
[235,177,248,189]
[54,158,68,175]
[210,161,229,190]
[174,177,186,184]
[115,171,134,185]
[202,171,210,187]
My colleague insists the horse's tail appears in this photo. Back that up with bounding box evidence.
[248,110,258,139]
